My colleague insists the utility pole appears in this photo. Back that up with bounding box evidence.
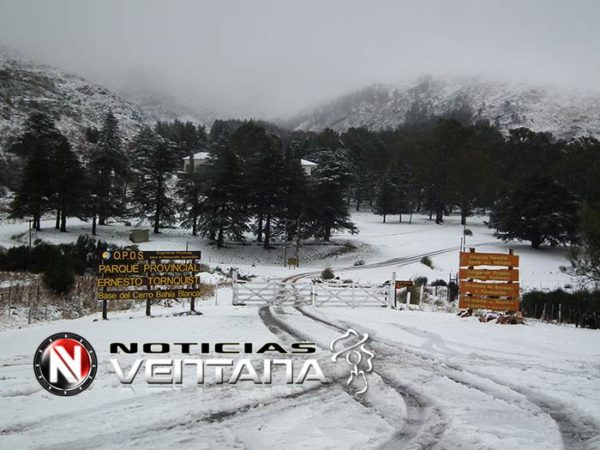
[91,194,98,236]
[28,218,32,249]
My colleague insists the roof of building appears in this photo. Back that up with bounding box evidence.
[300,159,317,166]
[182,152,211,160]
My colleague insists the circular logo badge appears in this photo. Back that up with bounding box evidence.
[102,251,111,261]
[33,332,97,396]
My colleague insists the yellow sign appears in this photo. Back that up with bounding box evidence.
[459,296,520,311]
[460,252,519,268]
[459,281,520,298]
[459,268,519,282]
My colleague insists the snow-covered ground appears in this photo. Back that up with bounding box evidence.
[0,301,599,449]
[0,210,595,449]
[0,210,575,291]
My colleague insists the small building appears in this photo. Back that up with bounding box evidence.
[300,159,317,177]
[182,152,211,173]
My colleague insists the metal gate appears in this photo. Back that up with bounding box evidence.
[313,282,389,307]
[232,279,390,308]
[233,281,313,306]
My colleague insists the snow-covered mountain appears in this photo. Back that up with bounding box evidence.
[289,76,600,139]
[0,45,150,150]
[0,46,211,154]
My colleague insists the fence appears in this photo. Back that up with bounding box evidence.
[232,277,391,308]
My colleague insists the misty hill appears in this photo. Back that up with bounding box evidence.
[0,46,211,154]
[288,76,600,139]
[0,45,149,151]
[113,68,214,126]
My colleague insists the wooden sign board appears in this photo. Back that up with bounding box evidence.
[459,268,519,282]
[459,296,520,312]
[98,288,205,301]
[101,250,201,263]
[395,280,414,289]
[459,281,520,298]
[460,252,519,268]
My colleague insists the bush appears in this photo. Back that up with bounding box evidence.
[44,260,76,295]
[430,279,447,287]
[321,267,335,280]
[414,276,428,286]
[420,256,434,269]
[463,228,473,236]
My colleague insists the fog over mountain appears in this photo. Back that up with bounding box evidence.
[0,0,599,120]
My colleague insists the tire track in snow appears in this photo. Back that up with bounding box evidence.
[296,306,600,450]
[259,305,449,449]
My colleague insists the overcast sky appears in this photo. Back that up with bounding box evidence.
[0,0,599,118]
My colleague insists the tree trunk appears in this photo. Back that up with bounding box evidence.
[399,214,402,223]
[192,197,198,236]
[383,214,386,223]
[55,208,60,229]
[257,213,263,242]
[263,212,271,249]
[435,204,444,224]
[217,228,224,248]
[154,177,162,234]
[324,226,331,241]
[60,207,67,232]
[460,210,467,226]
[92,215,97,236]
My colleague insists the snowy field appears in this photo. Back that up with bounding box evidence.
[0,210,574,291]
[0,301,599,449]
[0,211,596,449]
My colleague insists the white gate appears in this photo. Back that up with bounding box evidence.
[313,282,389,307]
[232,281,313,306]
[232,279,390,308]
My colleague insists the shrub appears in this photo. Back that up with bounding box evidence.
[420,256,434,269]
[430,279,447,287]
[321,267,335,280]
[463,228,473,236]
[414,276,428,286]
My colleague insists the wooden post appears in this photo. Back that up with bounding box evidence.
[389,272,396,308]
[190,296,196,313]
[27,289,32,325]
[102,299,108,320]
[146,299,151,316]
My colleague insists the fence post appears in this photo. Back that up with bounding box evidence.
[28,289,32,325]
[311,284,316,307]
[389,272,396,308]
[214,280,219,306]
[352,283,356,308]
[232,270,238,305]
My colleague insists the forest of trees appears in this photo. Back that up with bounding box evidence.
[5,109,600,274]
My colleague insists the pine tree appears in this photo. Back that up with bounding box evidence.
[10,113,80,230]
[305,148,356,240]
[89,111,128,225]
[130,127,178,233]
[492,177,579,248]
[197,146,248,247]
[49,136,87,232]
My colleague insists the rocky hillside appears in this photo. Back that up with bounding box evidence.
[0,45,150,152]
[289,76,600,139]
